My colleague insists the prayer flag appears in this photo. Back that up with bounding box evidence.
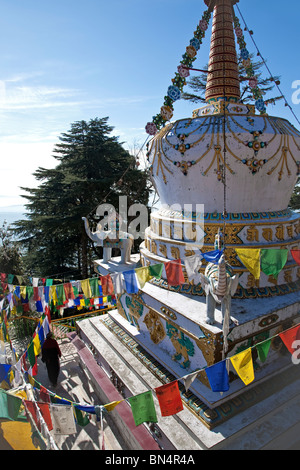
[50,404,77,435]
[37,402,53,431]
[182,370,200,392]
[27,342,36,368]
[291,249,300,265]
[73,406,90,427]
[155,381,183,416]
[128,391,157,426]
[39,386,51,404]
[230,348,255,386]
[56,285,66,305]
[46,279,53,287]
[149,263,164,280]
[101,274,114,296]
[260,249,288,278]
[0,364,11,385]
[111,273,126,295]
[201,249,223,264]
[81,279,92,299]
[235,248,261,279]
[103,400,123,412]
[123,270,139,294]
[164,259,185,286]
[279,325,300,355]
[33,333,41,357]
[205,360,230,392]
[256,339,271,363]
[135,266,153,288]
[184,255,202,284]
[63,282,75,300]
[88,278,99,297]
[0,390,22,420]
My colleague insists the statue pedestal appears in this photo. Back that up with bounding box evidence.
[93,254,141,275]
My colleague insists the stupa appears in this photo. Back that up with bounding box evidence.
[76,0,300,450]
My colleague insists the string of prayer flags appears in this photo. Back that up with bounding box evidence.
[230,348,255,386]
[205,360,230,393]
[164,259,185,287]
[155,380,183,417]
[149,263,164,280]
[291,249,300,265]
[123,270,139,294]
[201,249,223,264]
[128,391,157,426]
[279,324,300,355]
[256,339,271,363]
[184,255,202,284]
[260,249,288,279]
[235,248,261,280]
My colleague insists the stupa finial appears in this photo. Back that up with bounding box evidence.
[205,0,241,103]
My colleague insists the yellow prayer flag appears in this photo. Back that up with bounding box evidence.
[20,286,27,300]
[81,279,91,298]
[50,285,58,304]
[33,334,41,357]
[230,348,255,386]
[79,299,86,307]
[235,248,261,280]
[135,267,153,289]
[104,400,123,412]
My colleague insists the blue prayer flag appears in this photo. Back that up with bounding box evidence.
[201,249,224,264]
[123,270,139,294]
[205,360,229,392]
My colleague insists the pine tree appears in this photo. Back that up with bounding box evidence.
[14,117,150,279]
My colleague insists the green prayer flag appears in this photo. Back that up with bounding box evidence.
[0,389,22,420]
[149,264,164,280]
[7,274,14,284]
[128,391,157,426]
[256,339,271,363]
[89,278,99,297]
[46,279,53,287]
[73,406,90,427]
[26,286,34,300]
[260,249,288,279]
[56,285,66,305]
[27,342,36,367]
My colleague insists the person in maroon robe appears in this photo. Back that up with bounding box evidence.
[41,332,62,386]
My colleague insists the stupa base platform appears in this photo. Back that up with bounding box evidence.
[75,314,300,449]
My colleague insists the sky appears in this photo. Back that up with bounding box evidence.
[0,0,299,215]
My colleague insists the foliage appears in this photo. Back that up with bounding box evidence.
[0,221,25,274]
[181,54,282,106]
[289,177,300,211]
[13,117,151,279]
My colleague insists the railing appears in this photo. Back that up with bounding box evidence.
[10,306,115,341]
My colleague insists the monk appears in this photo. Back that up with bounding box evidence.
[41,332,62,386]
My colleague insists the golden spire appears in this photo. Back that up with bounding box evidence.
[204,0,241,103]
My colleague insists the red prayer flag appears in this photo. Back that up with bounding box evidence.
[101,274,114,296]
[39,385,51,403]
[37,402,53,431]
[63,282,75,300]
[164,259,185,286]
[155,380,183,417]
[33,287,40,301]
[24,400,40,430]
[291,250,300,266]
[279,325,300,354]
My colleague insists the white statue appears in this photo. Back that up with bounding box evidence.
[82,217,134,264]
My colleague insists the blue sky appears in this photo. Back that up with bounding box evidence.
[0,0,299,212]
